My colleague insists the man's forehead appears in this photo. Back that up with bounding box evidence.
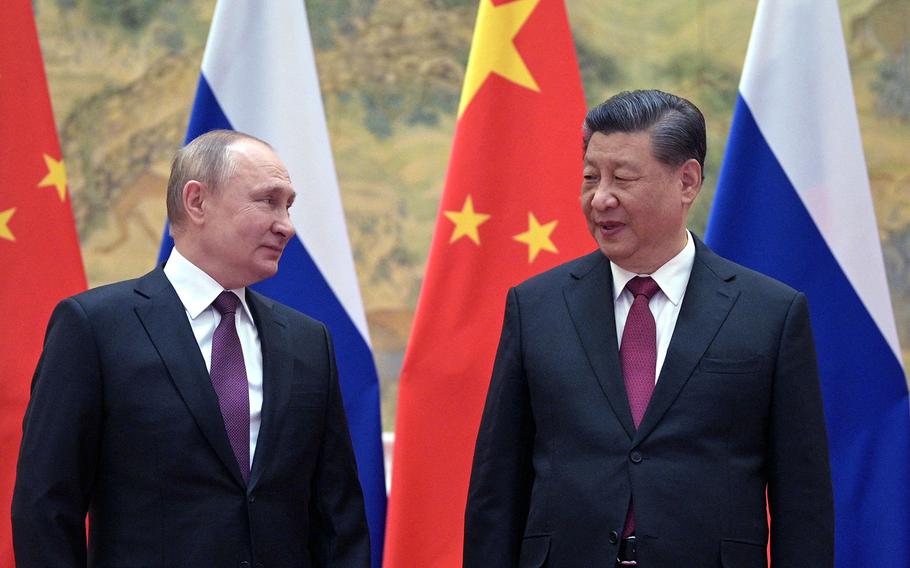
[258,161,292,180]
[584,130,653,163]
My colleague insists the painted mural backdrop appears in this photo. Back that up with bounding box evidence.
[34,0,910,428]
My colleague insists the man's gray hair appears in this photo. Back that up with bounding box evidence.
[165,129,272,228]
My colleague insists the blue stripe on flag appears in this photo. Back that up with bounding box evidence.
[706,96,910,565]
[185,74,233,143]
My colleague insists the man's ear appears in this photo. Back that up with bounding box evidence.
[182,180,207,226]
[679,158,702,205]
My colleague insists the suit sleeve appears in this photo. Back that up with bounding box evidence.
[464,287,535,568]
[11,298,102,568]
[307,325,371,567]
[767,292,834,567]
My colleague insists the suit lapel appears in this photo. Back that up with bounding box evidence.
[133,268,247,488]
[246,291,292,490]
[634,239,740,442]
[563,252,636,439]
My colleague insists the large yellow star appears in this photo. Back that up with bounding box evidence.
[38,154,68,202]
[444,195,491,245]
[457,0,541,117]
[513,211,558,262]
[0,208,15,242]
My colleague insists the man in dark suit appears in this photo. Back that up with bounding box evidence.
[464,90,833,567]
[12,130,370,567]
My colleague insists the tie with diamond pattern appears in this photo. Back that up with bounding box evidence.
[620,275,661,537]
[210,291,250,484]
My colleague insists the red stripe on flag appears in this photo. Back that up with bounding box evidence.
[384,1,591,565]
[0,1,87,563]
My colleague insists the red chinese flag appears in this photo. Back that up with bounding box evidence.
[384,0,591,565]
[0,0,87,562]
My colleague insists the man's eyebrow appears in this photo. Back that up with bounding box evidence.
[257,184,294,193]
[585,155,632,167]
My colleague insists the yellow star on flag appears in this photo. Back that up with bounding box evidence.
[457,0,541,117]
[0,207,16,242]
[38,154,68,202]
[513,211,558,262]
[444,195,491,245]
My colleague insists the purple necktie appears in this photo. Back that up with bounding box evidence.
[620,276,660,537]
[210,291,250,483]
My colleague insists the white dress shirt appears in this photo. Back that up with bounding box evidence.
[611,230,696,383]
[163,247,263,467]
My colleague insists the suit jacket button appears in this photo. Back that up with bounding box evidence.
[630,451,643,463]
[240,562,250,568]
[248,494,255,503]
[609,530,619,544]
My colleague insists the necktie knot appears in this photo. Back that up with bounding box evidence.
[213,291,240,316]
[626,276,660,301]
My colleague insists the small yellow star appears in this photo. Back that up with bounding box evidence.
[38,154,68,202]
[444,195,491,245]
[0,208,16,242]
[513,211,558,262]
[458,0,541,117]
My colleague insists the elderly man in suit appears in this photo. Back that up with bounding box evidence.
[12,130,370,567]
[464,90,833,567]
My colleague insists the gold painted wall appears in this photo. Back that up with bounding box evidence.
[34,0,910,429]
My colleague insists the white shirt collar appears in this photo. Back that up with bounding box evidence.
[163,247,254,322]
[610,230,696,306]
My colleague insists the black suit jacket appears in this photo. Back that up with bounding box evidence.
[464,238,833,567]
[12,267,370,567]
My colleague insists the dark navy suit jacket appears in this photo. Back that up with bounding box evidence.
[12,267,370,567]
[464,238,833,567]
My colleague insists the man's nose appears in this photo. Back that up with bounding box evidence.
[590,183,618,210]
[273,211,295,240]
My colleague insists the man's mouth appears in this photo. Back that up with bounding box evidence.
[598,221,625,235]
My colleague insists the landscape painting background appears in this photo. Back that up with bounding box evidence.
[33,0,910,429]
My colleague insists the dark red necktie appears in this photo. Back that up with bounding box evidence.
[210,291,250,483]
[621,276,660,428]
[620,276,660,536]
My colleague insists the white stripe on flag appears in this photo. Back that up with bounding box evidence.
[200,0,371,344]
[740,0,900,363]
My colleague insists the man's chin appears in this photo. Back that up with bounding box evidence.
[252,261,281,283]
[596,240,628,262]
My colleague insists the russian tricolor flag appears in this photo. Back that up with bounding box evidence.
[705,1,909,565]
[157,2,386,565]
